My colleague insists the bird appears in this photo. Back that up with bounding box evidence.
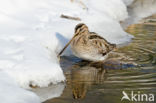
[58,23,116,61]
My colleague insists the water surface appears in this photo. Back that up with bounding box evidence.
[44,19,156,103]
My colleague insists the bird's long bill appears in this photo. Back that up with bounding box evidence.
[57,35,76,57]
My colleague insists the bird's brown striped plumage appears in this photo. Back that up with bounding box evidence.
[58,23,116,61]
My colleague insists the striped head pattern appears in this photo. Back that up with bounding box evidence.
[75,23,89,34]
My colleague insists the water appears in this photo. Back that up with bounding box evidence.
[43,17,156,103]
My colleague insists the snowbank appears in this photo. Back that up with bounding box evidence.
[122,0,156,27]
[0,71,40,103]
[0,0,132,89]
[32,83,65,102]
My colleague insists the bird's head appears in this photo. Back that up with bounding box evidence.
[75,23,89,34]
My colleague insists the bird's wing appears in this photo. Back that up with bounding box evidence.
[89,32,108,41]
[88,33,110,55]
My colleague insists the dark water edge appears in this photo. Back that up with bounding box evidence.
[43,16,156,103]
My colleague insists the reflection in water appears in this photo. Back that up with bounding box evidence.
[124,24,156,66]
[64,59,137,100]
[44,60,109,103]
[70,62,106,99]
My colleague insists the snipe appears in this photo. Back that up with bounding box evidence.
[58,23,116,61]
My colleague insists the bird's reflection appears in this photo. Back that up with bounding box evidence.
[65,60,107,99]
[61,55,136,100]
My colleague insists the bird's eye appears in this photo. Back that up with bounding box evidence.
[102,53,106,56]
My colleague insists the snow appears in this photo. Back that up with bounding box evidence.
[0,71,40,103]
[122,0,134,6]
[122,0,156,27]
[0,0,156,102]
[32,83,65,102]
[0,0,131,89]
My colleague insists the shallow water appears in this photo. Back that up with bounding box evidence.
[43,18,156,103]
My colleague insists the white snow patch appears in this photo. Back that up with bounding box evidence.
[122,0,134,6]
[122,0,156,27]
[0,71,40,103]
[32,83,65,102]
